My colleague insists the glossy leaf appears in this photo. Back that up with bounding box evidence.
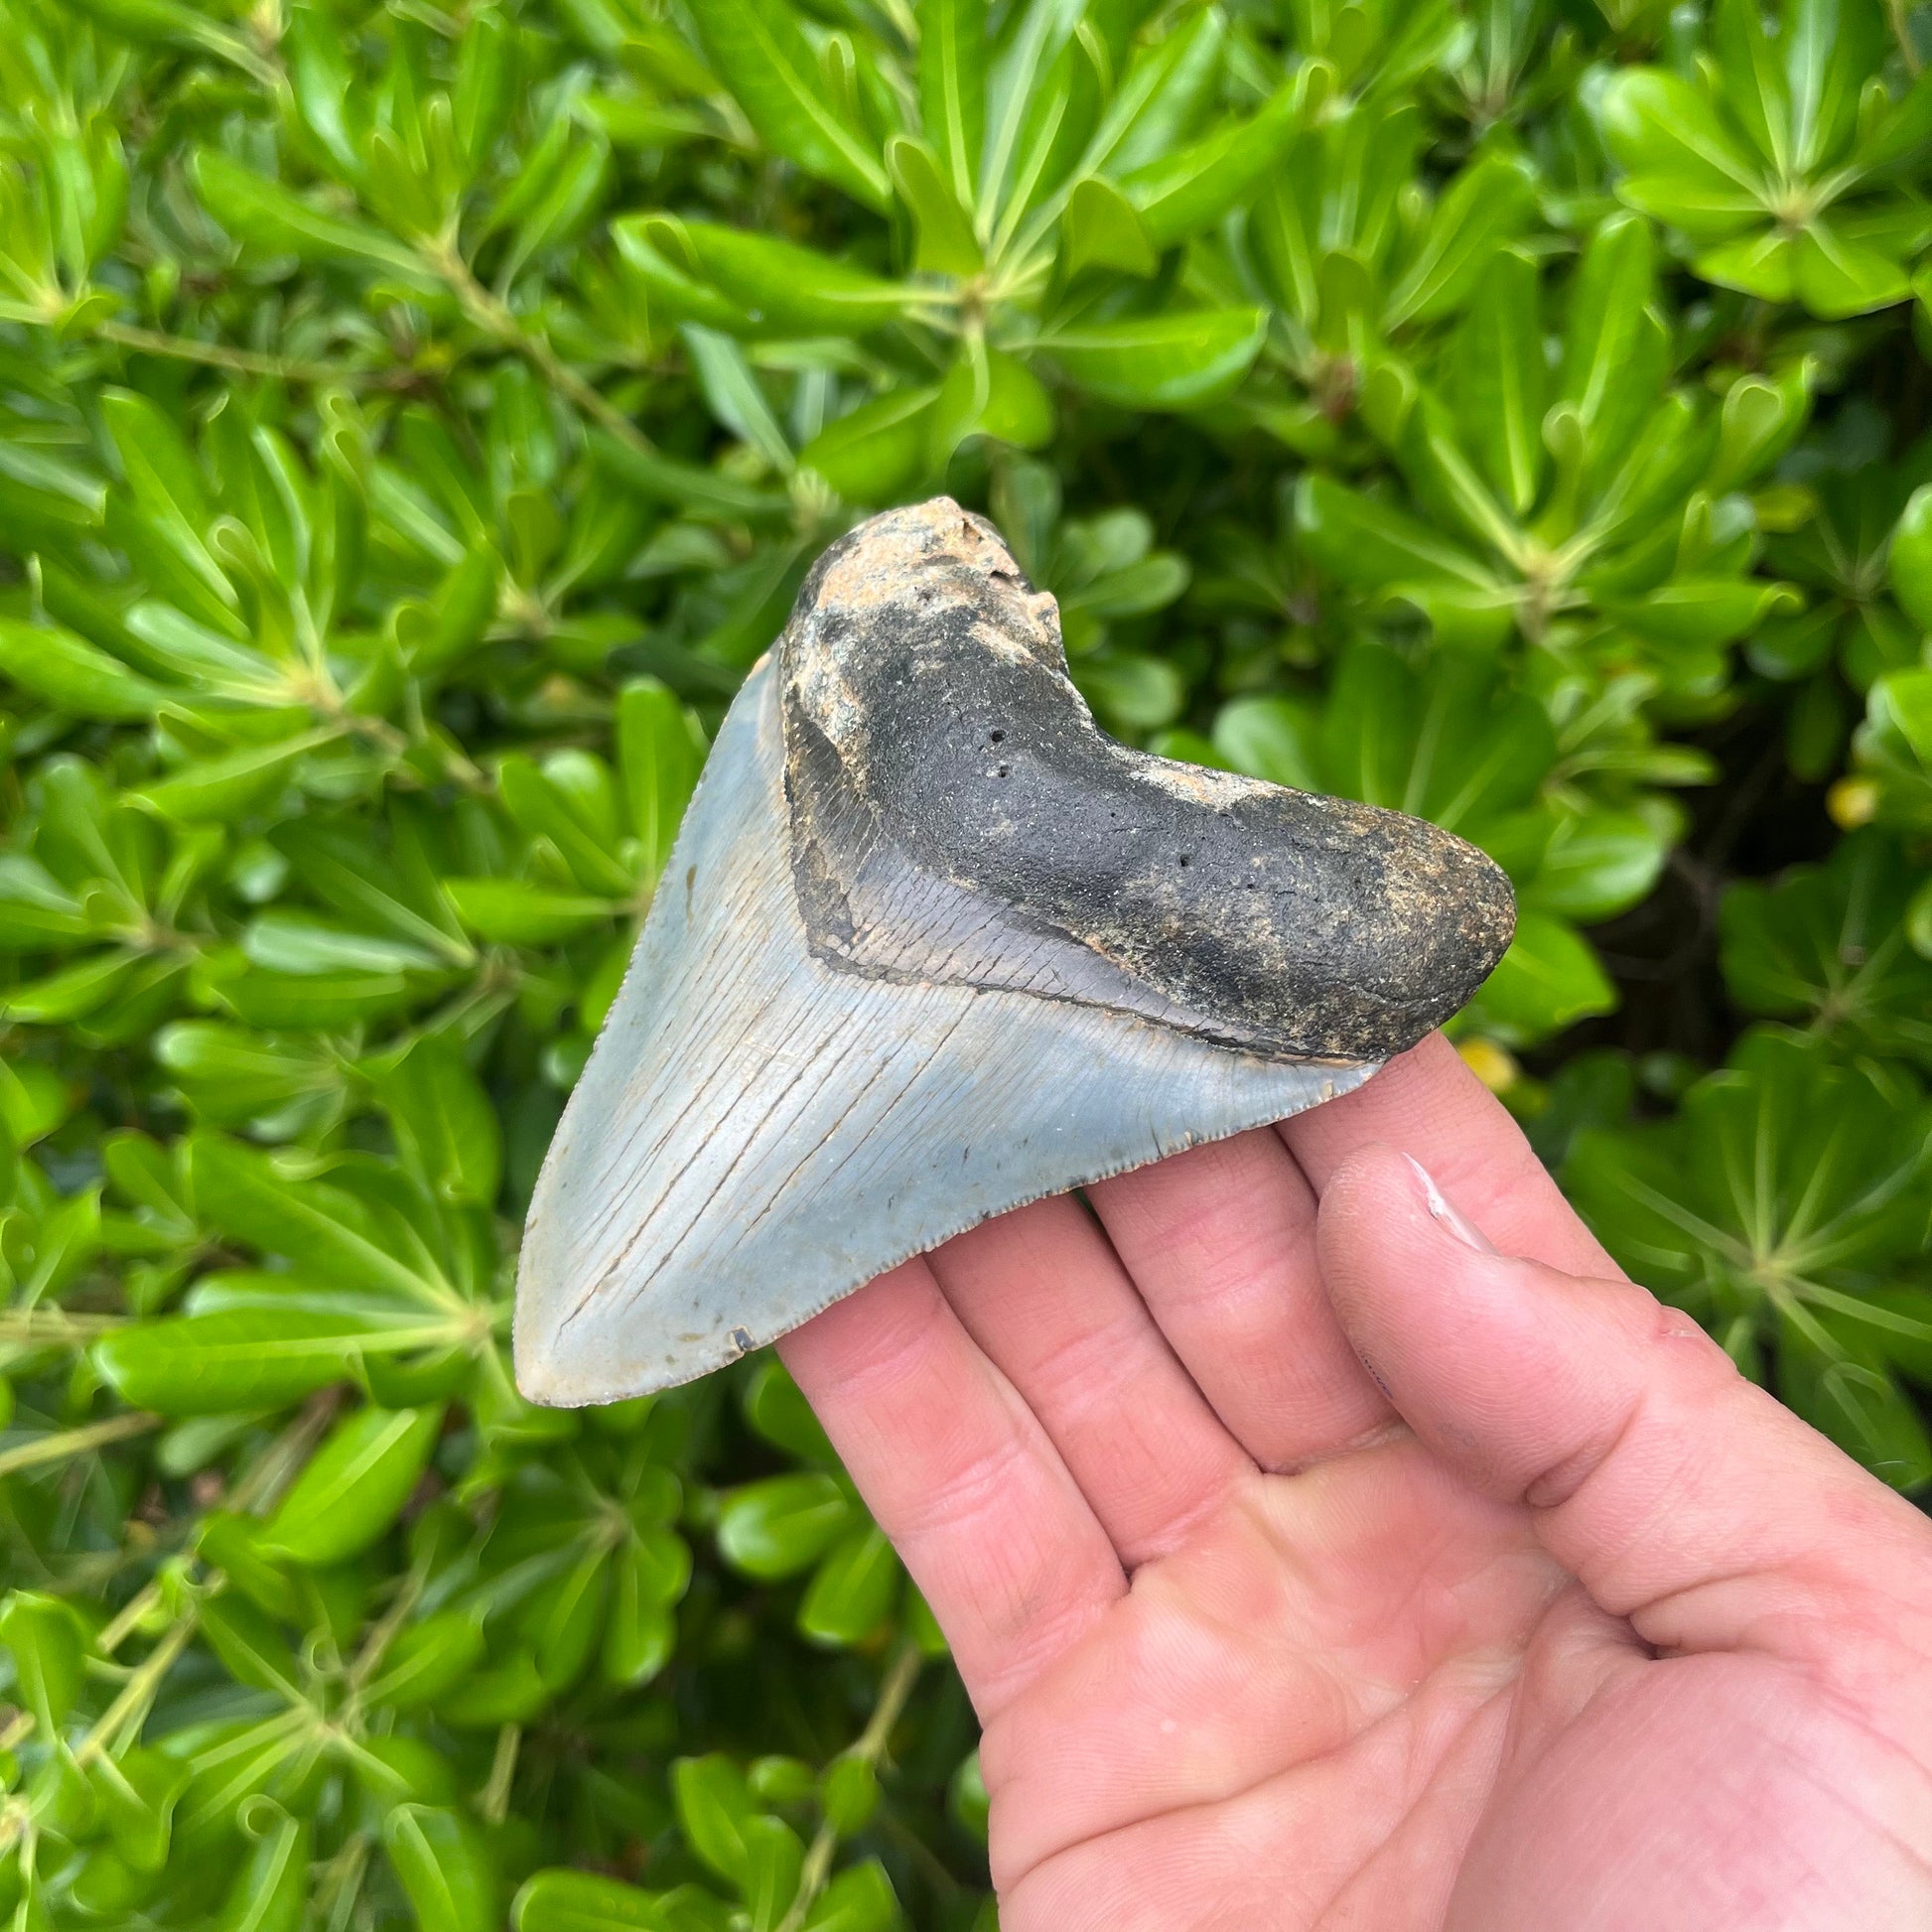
[259,1403,444,1565]
[691,0,891,209]
[1043,308,1268,410]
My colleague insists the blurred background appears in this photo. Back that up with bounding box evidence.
[0,0,1929,1924]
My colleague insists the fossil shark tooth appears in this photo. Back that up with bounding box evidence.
[514,499,1514,1406]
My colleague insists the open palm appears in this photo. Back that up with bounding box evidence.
[780,1036,1932,1930]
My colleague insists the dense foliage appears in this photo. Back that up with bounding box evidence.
[0,0,1929,1923]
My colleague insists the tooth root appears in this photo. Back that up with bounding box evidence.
[513,661,1373,1407]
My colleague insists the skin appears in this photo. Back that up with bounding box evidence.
[778,1034,1932,1930]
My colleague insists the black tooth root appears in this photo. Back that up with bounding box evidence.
[778,500,1516,1065]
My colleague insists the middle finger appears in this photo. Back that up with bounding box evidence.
[928,1191,1253,1567]
[1084,1126,1393,1469]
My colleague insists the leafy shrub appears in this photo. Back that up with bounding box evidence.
[0,0,1928,1923]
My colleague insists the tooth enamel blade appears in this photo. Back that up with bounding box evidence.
[513,660,1373,1406]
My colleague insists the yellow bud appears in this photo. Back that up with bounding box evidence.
[1827,776,1878,829]
[1456,1036,1519,1094]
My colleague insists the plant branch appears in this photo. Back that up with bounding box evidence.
[72,1609,199,1768]
[422,238,655,455]
[0,1412,160,1481]
[776,1641,924,1932]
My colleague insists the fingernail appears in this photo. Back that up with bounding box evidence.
[1404,1154,1496,1255]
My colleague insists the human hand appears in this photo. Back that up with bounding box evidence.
[777,1035,1932,1931]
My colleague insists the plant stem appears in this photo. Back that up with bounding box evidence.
[421,238,656,456]
[0,1411,159,1481]
[0,299,379,386]
[73,1608,199,1768]
[482,1724,521,1825]
[228,1387,341,1517]
[0,1309,125,1346]
[92,321,365,384]
[776,1641,924,1932]
[96,1581,163,1657]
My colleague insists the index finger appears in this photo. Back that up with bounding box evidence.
[1277,1032,1621,1279]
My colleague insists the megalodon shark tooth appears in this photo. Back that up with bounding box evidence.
[514,499,1514,1405]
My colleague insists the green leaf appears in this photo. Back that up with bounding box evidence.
[1601,577,1790,647]
[1792,219,1911,318]
[1061,176,1158,279]
[445,878,618,944]
[97,1747,189,1873]
[1695,229,1797,303]
[1719,828,1932,1060]
[716,1473,852,1580]
[1468,908,1615,1042]
[1785,0,1884,174]
[434,1650,550,1728]
[1042,308,1267,410]
[612,215,767,334]
[98,388,237,628]
[690,0,891,209]
[1120,78,1306,249]
[407,543,501,677]
[130,731,335,826]
[1892,484,1932,634]
[1713,0,1792,174]
[796,1524,898,1647]
[671,1754,759,1885]
[198,1592,304,1701]
[0,1592,84,1731]
[1778,1307,1932,1491]
[0,855,90,952]
[644,217,919,335]
[1531,808,1671,923]
[512,1869,670,1930]
[1711,358,1814,491]
[185,1130,443,1302]
[192,148,430,279]
[1568,1029,1932,1311]
[1616,169,1766,241]
[682,327,795,473]
[741,1815,805,1927]
[270,818,473,966]
[213,1804,309,1932]
[0,952,137,1026]
[1295,474,1499,596]
[603,1537,682,1686]
[1554,212,1659,476]
[803,1861,901,1932]
[499,755,637,898]
[383,1804,500,1932]
[800,387,941,502]
[1087,6,1225,178]
[929,343,1054,464]
[259,1403,443,1565]
[1449,248,1543,517]
[887,138,983,275]
[919,0,985,208]
[620,679,706,882]
[1598,69,1765,207]
[524,1544,612,1691]
[365,1610,488,1711]
[1211,695,1320,789]
[1384,152,1535,327]
[0,617,165,719]
[372,1035,503,1208]
[94,1310,391,1415]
